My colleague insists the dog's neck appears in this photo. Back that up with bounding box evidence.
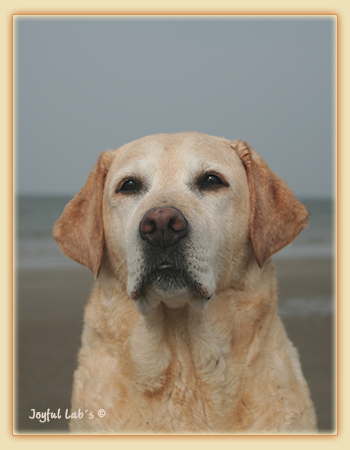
[84,258,278,395]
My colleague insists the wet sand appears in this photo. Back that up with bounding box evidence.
[15,256,335,433]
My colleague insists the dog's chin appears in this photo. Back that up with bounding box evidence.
[129,270,212,316]
[134,290,210,316]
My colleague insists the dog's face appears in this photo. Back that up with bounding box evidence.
[54,132,309,315]
[102,133,251,313]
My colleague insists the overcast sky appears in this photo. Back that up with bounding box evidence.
[15,16,335,198]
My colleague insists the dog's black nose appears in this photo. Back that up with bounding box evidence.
[139,207,188,249]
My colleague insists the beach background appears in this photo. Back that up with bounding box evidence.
[15,196,335,432]
[14,17,335,434]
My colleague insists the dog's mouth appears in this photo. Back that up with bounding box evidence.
[129,246,211,308]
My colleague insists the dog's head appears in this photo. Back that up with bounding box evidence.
[53,132,308,314]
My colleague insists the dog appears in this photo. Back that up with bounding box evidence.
[53,132,317,433]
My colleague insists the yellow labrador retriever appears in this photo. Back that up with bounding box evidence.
[54,132,317,433]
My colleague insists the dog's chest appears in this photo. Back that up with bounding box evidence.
[122,316,234,432]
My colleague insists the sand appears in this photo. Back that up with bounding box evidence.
[15,256,335,434]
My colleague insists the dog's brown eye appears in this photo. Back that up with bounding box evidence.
[204,175,222,185]
[119,179,139,193]
[200,174,224,190]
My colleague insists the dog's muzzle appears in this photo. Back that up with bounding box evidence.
[139,207,188,249]
[130,206,211,310]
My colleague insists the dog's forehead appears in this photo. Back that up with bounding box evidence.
[110,132,241,173]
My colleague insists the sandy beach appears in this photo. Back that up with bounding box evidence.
[15,256,335,434]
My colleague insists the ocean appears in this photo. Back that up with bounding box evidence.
[15,196,334,317]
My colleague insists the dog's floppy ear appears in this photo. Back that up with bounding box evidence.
[53,151,113,278]
[232,141,309,268]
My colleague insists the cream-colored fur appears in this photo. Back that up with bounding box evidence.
[54,132,317,434]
